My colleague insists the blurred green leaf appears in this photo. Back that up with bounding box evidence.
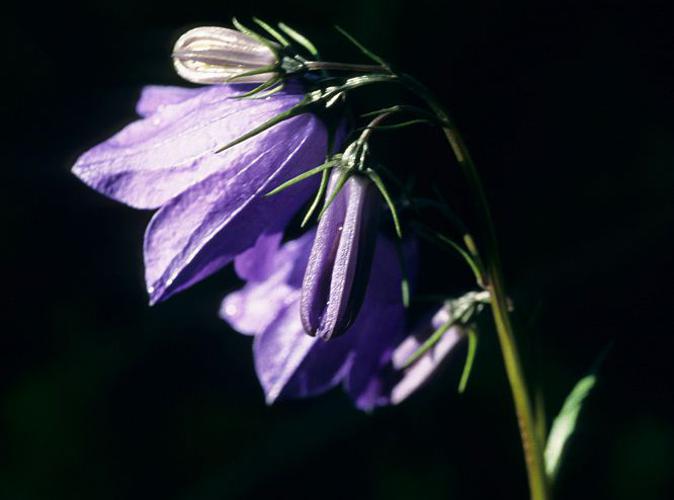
[544,372,597,480]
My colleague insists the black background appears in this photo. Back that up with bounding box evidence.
[3,1,673,499]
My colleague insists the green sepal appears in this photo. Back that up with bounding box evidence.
[233,77,283,99]
[458,326,478,393]
[402,314,455,368]
[402,291,487,368]
[317,168,351,220]
[412,221,484,286]
[265,160,336,197]
[334,26,390,70]
[301,167,331,227]
[278,22,320,57]
[253,18,290,47]
[358,118,433,132]
[214,97,311,154]
[227,64,278,83]
[232,17,279,55]
[393,237,411,308]
[366,168,402,238]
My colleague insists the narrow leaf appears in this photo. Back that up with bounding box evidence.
[334,26,390,69]
[317,168,351,220]
[232,17,278,53]
[278,22,320,57]
[458,327,478,393]
[253,18,290,47]
[215,98,309,154]
[265,160,335,197]
[367,169,402,238]
[402,315,454,368]
[544,373,598,480]
[301,167,330,227]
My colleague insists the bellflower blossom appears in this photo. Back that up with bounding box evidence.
[72,83,329,304]
[222,227,470,409]
[221,227,409,410]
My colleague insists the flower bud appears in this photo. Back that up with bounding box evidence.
[172,26,278,84]
[300,170,380,340]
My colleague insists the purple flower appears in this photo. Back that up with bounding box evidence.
[72,84,328,304]
[388,307,465,404]
[300,170,380,340]
[221,228,475,410]
[221,228,414,410]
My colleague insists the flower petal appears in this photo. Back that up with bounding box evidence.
[135,85,204,117]
[389,324,463,405]
[341,235,409,410]
[72,85,304,209]
[221,231,315,335]
[279,235,409,408]
[144,113,325,304]
[233,231,283,282]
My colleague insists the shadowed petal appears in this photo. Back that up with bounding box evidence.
[390,322,463,405]
[221,231,315,335]
[342,236,409,410]
[284,235,410,408]
[233,232,283,282]
[72,85,304,209]
[144,115,326,303]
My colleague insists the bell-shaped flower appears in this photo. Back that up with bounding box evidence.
[72,83,328,304]
[221,228,416,411]
[172,26,279,84]
[300,170,380,340]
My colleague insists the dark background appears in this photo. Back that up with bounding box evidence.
[2,0,673,498]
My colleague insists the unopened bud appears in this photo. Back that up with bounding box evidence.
[172,26,278,84]
[300,170,380,340]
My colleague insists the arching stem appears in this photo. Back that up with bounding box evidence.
[400,74,550,500]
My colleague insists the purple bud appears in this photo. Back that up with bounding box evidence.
[300,170,380,340]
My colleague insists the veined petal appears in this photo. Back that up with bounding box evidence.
[72,85,303,209]
[144,113,325,304]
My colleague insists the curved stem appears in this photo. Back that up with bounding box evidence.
[401,75,550,500]
[304,60,389,73]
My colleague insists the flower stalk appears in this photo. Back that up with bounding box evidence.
[401,75,551,500]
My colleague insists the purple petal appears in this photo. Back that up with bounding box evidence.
[390,322,464,405]
[72,85,304,209]
[144,114,326,303]
[220,231,315,335]
[284,235,409,408]
[341,235,409,410]
[275,325,356,401]
[234,231,283,282]
[253,301,322,403]
[135,85,203,117]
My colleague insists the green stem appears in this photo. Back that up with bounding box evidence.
[402,76,550,500]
